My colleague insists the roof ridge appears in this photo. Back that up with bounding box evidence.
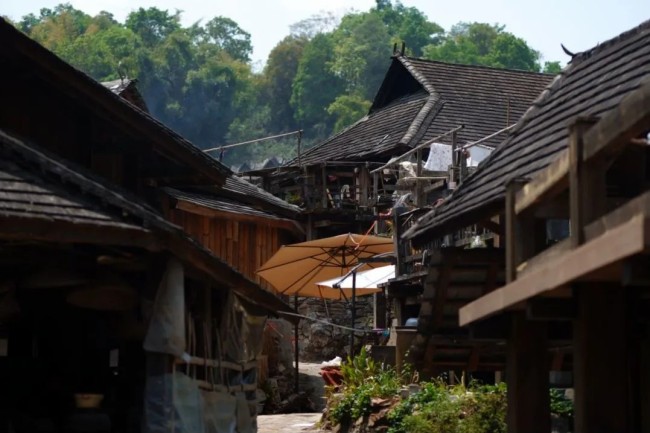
[397,55,437,94]
[399,94,441,145]
[569,18,650,65]
[402,55,554,77]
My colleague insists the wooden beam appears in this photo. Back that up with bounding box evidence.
[459,214,649,326]
[515,152,570,215]
[582,79,650,162]
[515,80,650,217]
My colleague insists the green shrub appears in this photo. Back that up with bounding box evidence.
[329,348,408,425]
[550,388,573,418]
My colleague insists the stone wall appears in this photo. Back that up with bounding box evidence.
[296,296,374,361]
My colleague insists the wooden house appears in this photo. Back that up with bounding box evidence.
[404,20,650,432]
[0,17,297,432]
[162,176,303,290]
[262,54,552,238]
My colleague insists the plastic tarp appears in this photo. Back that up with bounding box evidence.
[424,142,453,171]
[220,293,267,364]
[467,145,492,167]
[202,389,237,433]
[143,258,185,357]
[143,367,204,433]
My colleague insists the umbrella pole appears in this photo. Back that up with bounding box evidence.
[294,294,299,394]
[350,271,357,357]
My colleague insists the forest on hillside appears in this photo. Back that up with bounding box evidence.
[7,1,562,168]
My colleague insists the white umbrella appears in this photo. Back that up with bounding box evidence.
[316,264,395,297]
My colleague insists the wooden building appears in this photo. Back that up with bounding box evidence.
[403,19,650,432]
[163,176,303,290]
[261,53,552,238]
[0,17,297,432]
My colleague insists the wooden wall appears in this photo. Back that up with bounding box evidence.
[167,209,291,290]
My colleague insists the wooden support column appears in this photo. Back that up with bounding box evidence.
[416,148,423,206]
[573,285,630,433]
[373,291,387,329]
[640,321,650,433]
[568,117,602,247]
[321,164,327,209]
[505,179,527,282]
[506,312,550,433]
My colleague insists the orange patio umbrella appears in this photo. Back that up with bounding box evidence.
[256,233,394,299]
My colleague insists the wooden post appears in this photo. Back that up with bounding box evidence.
[568,117,601,247]
[505,179,527,283]
[373,291,387,329]
[506,312,550,433]
[359,166,370,206]
[573,285,630,433]
[416,148,423,206]
[321,164,327,209]
[640,321,650,432]
[294,294,300,393]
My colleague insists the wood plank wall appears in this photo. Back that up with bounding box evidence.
[167,209,286,290]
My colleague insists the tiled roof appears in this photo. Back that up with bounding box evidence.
[402,58,553,148]
[165,187,288,221]
[296,92,430,166]
[405,19,650,242]
[0,128,293,313]
[0,154,144,231]
[222,175,301,217]
[289,56,552,168]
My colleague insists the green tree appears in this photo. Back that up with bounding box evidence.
[543,60,563,74]
[291,33,345,138]
[327,94,371,133]
[423,22,542,71]
[373,0,443,56]
[331,12,391,99]
[125,7,180,48]
[199,16,253,62]
[262,35,309,133]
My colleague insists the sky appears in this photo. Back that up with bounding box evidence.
[2,0,649,69]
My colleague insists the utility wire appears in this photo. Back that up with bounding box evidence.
[278,311,381,334]
[203,130,303,153]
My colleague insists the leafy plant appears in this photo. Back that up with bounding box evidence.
[550,388,573,418]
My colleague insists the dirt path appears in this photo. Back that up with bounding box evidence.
[258,362,328,432]
[298,362,327,412]
[257,413,324,433]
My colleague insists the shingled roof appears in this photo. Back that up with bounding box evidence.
[405,19,650,242]
[291,56,552,167]
[0,128,293,314]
